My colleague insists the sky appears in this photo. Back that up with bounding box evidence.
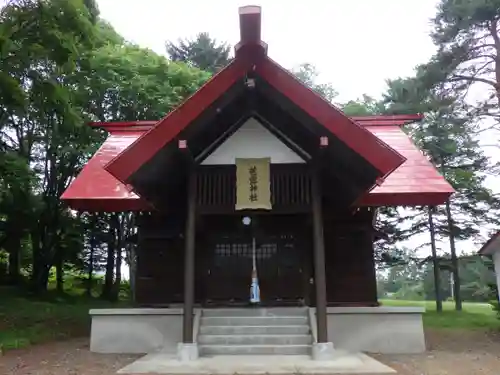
[96,0,440,102]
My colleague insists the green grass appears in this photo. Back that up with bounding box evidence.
[0,287,129,352]
[380,299,500,330]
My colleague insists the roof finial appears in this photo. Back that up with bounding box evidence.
[235,5,267,57]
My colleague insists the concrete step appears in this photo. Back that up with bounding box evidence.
[199,344,311,356]
[202,308,308,317]
[199,325,310,335]
[198,334,312,346]
[201,316,308,326]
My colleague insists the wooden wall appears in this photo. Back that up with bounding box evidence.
[134,205,378,307]
[323,226,378,306]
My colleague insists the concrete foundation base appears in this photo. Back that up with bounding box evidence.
[323,306,426,354]
[312,342,335,361]
[177,343,199,362]
[89,306,425,356]
[88,308,185,354]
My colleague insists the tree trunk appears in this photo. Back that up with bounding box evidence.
[31,261,51,294]
[101,224,115,300]
[87,235,95,298]
[55,246,64,294]
[6,234,21,285]
[128,243,137,304]
[428,206,442,312]
[111,214,123,301]
[445,199,462,311]
[124,213,137,303]
[31,230,51,294]
[113,246,122,301]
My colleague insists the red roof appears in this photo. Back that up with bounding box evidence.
[61,128,151,212]
[61,117,454,211]
[61,6,454,211]
[104,6,405,187]
[358,125,454,206]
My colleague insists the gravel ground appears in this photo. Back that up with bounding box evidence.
[0,338,139,375]
[1,329,500,375]
[375,329,500,375]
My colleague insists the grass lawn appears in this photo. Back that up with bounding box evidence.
[380,299,500,330]
[0,287,128,352]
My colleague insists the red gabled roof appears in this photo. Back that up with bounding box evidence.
[104,6,405,186]
[61,116,453,211]
[358,125,454,206]
[61,127,151,212]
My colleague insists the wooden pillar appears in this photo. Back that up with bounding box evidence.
[183,170,197,343]
[311,167,328,343]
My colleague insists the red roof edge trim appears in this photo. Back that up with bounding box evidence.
[351,114,423,127]
[89,121,158,128]
[255,57,406,176]
[357,191,453,206]
[89,121,158,133]
[351,114,423,122]
[87,114,424,131]
[62,198,152,213]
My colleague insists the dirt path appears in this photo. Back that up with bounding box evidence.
[0,338,139,375]
[375,329,500,375]
[1,329,500,374]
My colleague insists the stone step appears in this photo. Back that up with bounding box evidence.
[199,325,310,335]
[198,334,312,346]
[202,308,308,317]
[201,316,308,326]
[199,344,311,356]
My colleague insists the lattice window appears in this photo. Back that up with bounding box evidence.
[214,242,277,259]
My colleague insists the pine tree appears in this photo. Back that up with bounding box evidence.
[419,0,500,126]
[166,32,232,74]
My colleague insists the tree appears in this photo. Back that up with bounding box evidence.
[378,248,425,300]
[292,63,338,103]
[0,1,211,295]
[0,0,97,289]
[166,32,232,74]
[342,95,384,116]
[419,0,500,127]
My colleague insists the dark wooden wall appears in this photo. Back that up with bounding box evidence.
[134,167,378,307]
[135,213,185,306]
[323,226,378,306]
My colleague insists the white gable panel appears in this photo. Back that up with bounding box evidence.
[201,117,305,165]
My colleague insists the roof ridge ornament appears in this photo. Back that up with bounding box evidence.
[235,5,268,58]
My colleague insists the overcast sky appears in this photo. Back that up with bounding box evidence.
[96,0,440,102]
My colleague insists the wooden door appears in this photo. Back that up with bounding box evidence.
[202,215,308,306]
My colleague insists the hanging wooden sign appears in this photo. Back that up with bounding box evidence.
[235,157,272,210]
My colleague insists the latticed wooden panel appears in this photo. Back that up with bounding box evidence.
[196,164,311,212]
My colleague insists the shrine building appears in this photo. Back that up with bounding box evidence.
[61,5,454,362]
